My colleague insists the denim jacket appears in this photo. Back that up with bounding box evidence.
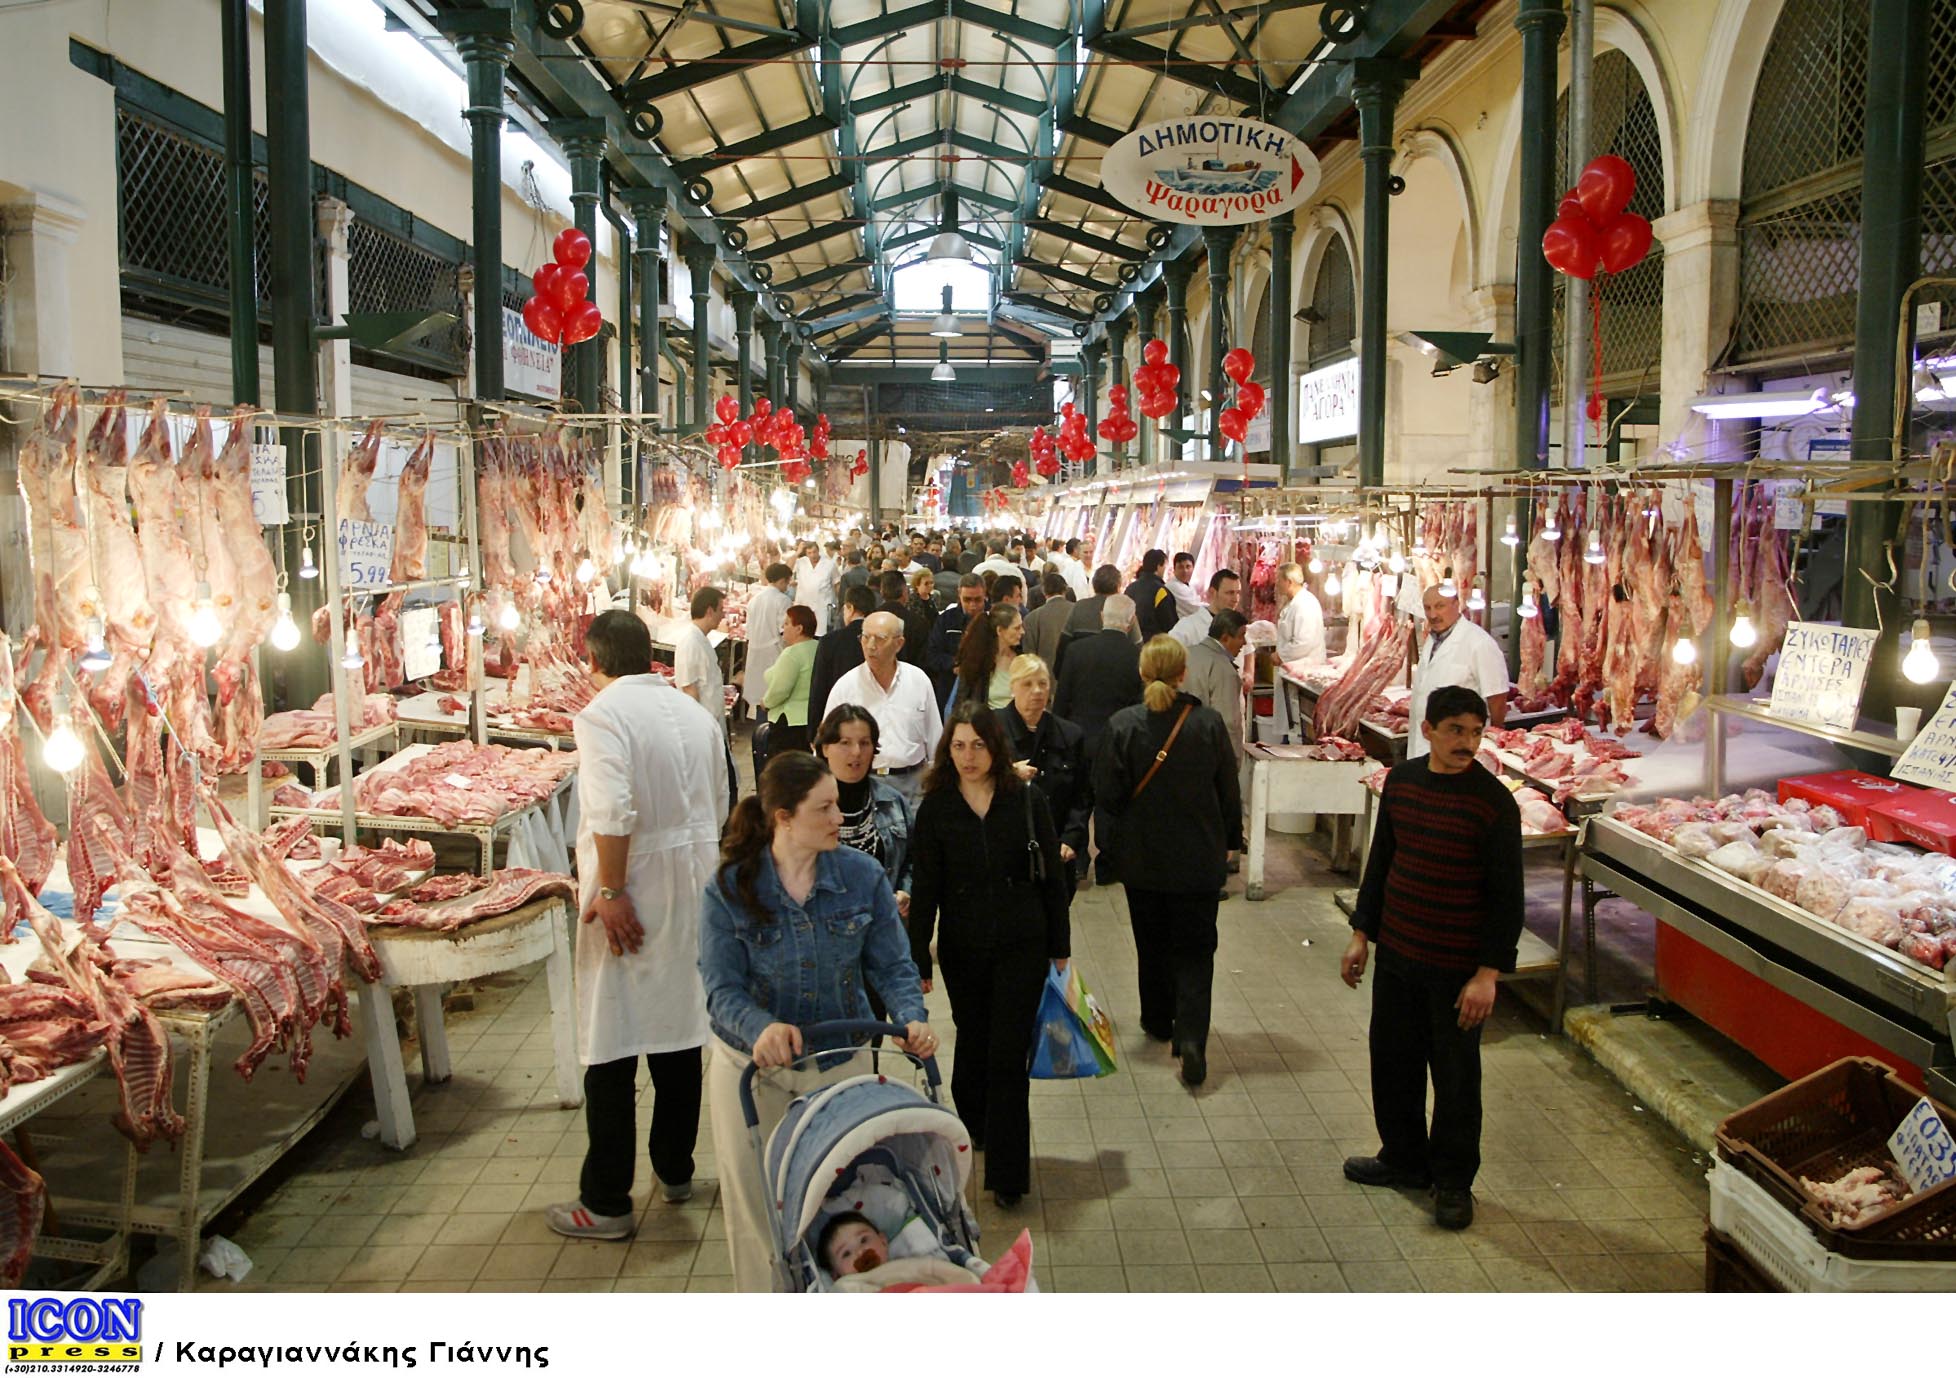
[863,777,915,894]
[700,844,928,1059]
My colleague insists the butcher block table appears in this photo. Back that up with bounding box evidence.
[1243,750,1374,901]
[0,1050,136,1290]
[259,716,402,791]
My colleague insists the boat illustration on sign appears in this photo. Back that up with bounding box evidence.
[1102,116,1321,226]
[1153,154,1284,196]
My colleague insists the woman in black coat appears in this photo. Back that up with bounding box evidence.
[1094,636,1243,1089]
[995,654,1091,881]
[908,702,1072,1207]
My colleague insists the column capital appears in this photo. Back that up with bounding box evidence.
[682,236,718,275]
[1162,257,1197,292]
[622,185,668,229]
[730,288,756,324]
[551,119,609,164]
[1349,58,1418,110]
[1513,0,1568,39]
[440,11,515,68]
[1653,199,1740,252]
[314,194,354,242]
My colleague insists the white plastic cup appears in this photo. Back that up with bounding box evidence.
[1896,706,1923,740]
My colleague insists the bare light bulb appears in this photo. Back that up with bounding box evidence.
[1583,532,1605,566]
[1438,576,1458,599]
[1519,590,1540,619]
[1324,570,1343,597]
[298,544,319,579]
[497,600,522,632]
[1671,635,1698,666]
[1307,554,1324,575]
[78,618,112,674]
[1387,552,1406,576]
[188,582,223,648]
[269,593,300,652]
[340,646,365,671]
[1501,515,1520,547]
[466,603,486,637]
[1902,618,1940,685]
[455,561,472,587]
[1542,515,1561,542]
[43,707,85,775]
[1412,536,1429,558]
[575,556,596,585]
[1467,582,1486,612]
[534,568,552,586]
[1729,608,1758,650]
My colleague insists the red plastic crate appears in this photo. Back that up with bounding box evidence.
[1867,789,1956,855]
[1777,770,1921,830]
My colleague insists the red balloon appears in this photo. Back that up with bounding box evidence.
[533,263,563,300]
[752,397,772,420]
[1557,190,1585,222]
[1218,408,1249,443]
[1223,348,1256,385]
[553,227,593,270]
[1235,380,1266,417]
[1139,389,1177,419]
[563,301,604,345]
[1586,394,1606,422]
[1157,363,1181,393]
[703,423,726,446]
[1108,384,1128,405]
[1598,212,1654,275]
[1542,213,1601,280]
[1132,363,1159,393]
[715,394,738,423]
[728,420,753,447]
[1060,401,1076,418]
[521,296,562,344]
[716,443,741,469]
[555,270,589,314]
[1576,155,1636,225]
[1142,337,1168,367]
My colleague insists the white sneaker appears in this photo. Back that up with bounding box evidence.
[544,1201,633,1241]
[661,1180,694,1204]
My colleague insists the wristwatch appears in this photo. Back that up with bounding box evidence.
[599,886,625,901]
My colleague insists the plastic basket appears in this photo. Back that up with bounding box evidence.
[1707,1160,1956,1292]
[1713,1055,1956,1257]
[1703,1228,1778,1292]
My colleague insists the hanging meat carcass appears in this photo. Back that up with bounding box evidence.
[1652,506,1714,738]
[1738,482,1799,688]
[126,400,219,764]
[76,392,154,728]
[337,419,382,524]
[210,408,280,773]
[15,385,91,721]
[0,639,57,938]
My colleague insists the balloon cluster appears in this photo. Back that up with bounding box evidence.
[1216,347,1266,446]
[1054,403,1096,465]
[1100,384,1138,447]
[1029,425,1061,478]
[703,395,829,474]
[1541,155,1653,283]
[1131,338,1182,419]
[1010,459,1030,489]
[522,228,603,346]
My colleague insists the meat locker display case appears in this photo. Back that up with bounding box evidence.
[1581,816,1956,1105]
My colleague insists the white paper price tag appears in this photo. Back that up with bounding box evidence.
[1887,1097,1956,1195]
[442,773,474,791]
[338,518,395,589]
[401,607,440,681]
[250,444,289,525]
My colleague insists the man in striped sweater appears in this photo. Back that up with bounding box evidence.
[1340,684,1524,1230]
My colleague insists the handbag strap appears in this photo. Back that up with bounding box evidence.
[1131,703,1194,802]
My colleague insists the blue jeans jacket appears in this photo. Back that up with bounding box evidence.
[864,777,915,894]
[700,844,928,1058]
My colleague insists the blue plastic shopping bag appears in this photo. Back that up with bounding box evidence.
[1028,963,1118,1079]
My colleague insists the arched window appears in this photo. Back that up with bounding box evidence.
[1551,49,1664,400]
[1304,237,1355,368]
[1735,0,1956,361]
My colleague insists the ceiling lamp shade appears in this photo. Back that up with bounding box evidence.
[931,340,956,383]
[930,283,961,338]
[926,184,972,263]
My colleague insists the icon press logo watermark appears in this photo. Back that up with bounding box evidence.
[6,1297,142,1368]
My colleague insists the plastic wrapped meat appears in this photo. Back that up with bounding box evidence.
[1817,826,1868,851]
[1758,828,1816,860]
[1794,870,1852,921]
[1670,822,1718,859]
[1809,805,1845,831]
[1706,841,1769,882]
[1707,821,1757,846]
[1837,897,1904,948]
[1762,860,1812,902]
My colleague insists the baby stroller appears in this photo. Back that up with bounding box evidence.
[741,1020,1000,1292]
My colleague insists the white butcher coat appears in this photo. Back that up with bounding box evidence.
[741,583,791,712]
[1277,589,1328,664]
[1407,618,1509,760]
[794,556,836,634]
[571,676,729,1064]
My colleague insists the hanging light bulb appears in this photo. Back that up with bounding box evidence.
[1583,531,1605,566]
[1902,618,1940,684]
[188,581,223,648]
[1438,575,1457,599]
[1519,589,1540,619]
[1387,551,1407,576]
[575,556,596,585]
[269,593,300,652]
[42,699,84,775]
[466,604,486,636]
[1501,514,1520,547]
[1467,580,1486,612]
[455,561,472,587]
[78,617,112,674]
[298,544,319,579]
[1671,634,1698,666]
[340,644,365,671]
[1324,569,1343,598]
[534,567,552,586]
[1729,603,1758,650]
[497,599,522,632]
[1412,535,1430,558]
[1307,554,1324,575]
[1542,511,1561,542]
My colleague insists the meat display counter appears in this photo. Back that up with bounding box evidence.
[1580,815,1956,1103]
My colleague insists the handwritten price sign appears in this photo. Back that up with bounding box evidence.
[338,518,395,590]
[250,444,288,525]
[1887,1097,1956,1195]
[1768,621,1878,730]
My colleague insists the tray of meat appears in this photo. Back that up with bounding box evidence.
[1778,770,1921,830]
[1714,1056,1956,1258]
[1867,789,1956,856]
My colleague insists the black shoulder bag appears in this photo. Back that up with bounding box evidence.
[1024,786,1049,884]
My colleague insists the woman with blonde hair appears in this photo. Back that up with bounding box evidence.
[996,655,1091,882]
[1092,635,1242,1087]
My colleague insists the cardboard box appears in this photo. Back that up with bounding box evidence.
[1867,790,1956,855]
[1777,771,1921,829]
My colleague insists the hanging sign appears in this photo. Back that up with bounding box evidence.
[338,518,395,589]
[1101,117,1321,226]
[503,307,562,402]
[1888,1097,1956,1194]
[1295,358,1359,444]
[1767,621,1878,731]
[1895,684,1956,790]
[250,443,289,526]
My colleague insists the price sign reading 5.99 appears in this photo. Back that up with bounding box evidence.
[1888,1097,1956,1195]
[339,518,395,590]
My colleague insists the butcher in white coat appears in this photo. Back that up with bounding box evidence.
[1272,562,1328,742]
[740,562,793,717]
[793,542,838,635]
[546,610,730,1242]
[1407,583,1509,760]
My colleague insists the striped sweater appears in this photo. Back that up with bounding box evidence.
[1353,759,1526,974]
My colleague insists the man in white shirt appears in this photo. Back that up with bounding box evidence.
[546,611,727,1241]
[1407,583,1509,760]
[1052,539,1093,599]
[1273,562,1328,744]
[673,585,727,724]
[1166,552,1206,621]
[739,563,793,720]
[1172,567,1241,647]
[972,539,1021,583]
[793,543,833,635]
[822,610,942,807]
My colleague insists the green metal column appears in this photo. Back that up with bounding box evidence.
[627,188,666,429]
[1135,288,1161,465]
[1845,0,1930,721]
[784,337,802,412]
[443,11,515,403]
[866,385,880,520]
[1082,340,1105,462]
[1163,259,1195,421]
[684,237,717,433]
[732,289,756,458]
[1353,62,1411,488]
[221,0,258,405]
[760,316,784,407]
[1203,224,1239,457]
[1510,0,1566,676]
[598,187,633,418]
[556,121,607,414]
[1105,312,1131,394]
[1268,211,1295,484]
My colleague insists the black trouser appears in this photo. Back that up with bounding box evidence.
[1368,957,1484,1191]
[578,1048,705,1218]
[1124,888,1219,1054]
[766,722,810,757]
[937,944,1047,1197]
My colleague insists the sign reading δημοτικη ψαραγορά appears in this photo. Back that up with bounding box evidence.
[1101,117,1321,227]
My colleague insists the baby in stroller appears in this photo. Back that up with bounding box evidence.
[817,1197,991,1289]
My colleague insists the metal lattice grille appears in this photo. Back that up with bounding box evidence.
[1551,50,1665,400]
[347,220,466,372]
[1249,279,1273,385]
[1305,237,1354,368]
[1735,0,1956,360]
[117,107,272,316]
